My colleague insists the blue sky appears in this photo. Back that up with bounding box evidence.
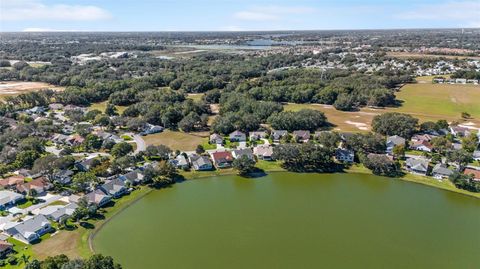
[0,0,479,31]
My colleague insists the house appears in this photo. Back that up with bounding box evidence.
[45,203,78,222]
[411,134,434,143]
[25,106,46,115]
[335,148,354,163]
[75,158,99,172]
[16,177,52,195]
[48,103,64,110]
[0,240,13,258]
[271,130,288,142]
[52,170,74,185]
[473,150,480,161]
[249,131,267,141]
[432,164,454,179]
[85,189,112,207]
[96,131,122,143]
[229,130,246,142]
[66,134,85,146]
[189,154,213,171]
[232,148,254,160]
[0,190,24,209]
[405,158,430,175]
[100,178,127,198]
[410,140,433,152]
[463,168,480,181]
[449,126,470,137]
[209,133,224,144]
[432,78,445,83]
[52,133,70,144]
[253,145,274,161]
[210,151,234,168]
[169,154,189,169]
[0,175,25,189]
[467,79,479,84]
[386,135,405,154]
[140,123,164,135]
[455,78,467,84]
[5,215,52,244]
[292,130,310,143]
[118,170,145,185]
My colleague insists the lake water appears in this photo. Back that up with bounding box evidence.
[94,172,480,269]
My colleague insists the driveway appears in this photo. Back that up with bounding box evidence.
[132,134,146,154]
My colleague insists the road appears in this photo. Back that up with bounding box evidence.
[132,134,146,154]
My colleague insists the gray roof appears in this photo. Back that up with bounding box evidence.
[473,150,480,159]
[405,158,429,172]
[5,215,50,242]
[432,164,454,177]
[233,148,254,160]
[120,170,144,183]
[190,154,212,167]
[101,178,126,195]
[0,191,24,207]
[387,135,405,146]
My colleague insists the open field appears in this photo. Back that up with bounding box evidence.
[143,130,209,151]
[87,101,128,114]
[0,81,63,98]
[387,51,480,60]
[186,93,204,102]
[285,81,480,132]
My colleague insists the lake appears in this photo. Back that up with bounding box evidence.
[94,172,480,269]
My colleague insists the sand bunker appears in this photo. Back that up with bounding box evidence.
[345,120,369,130]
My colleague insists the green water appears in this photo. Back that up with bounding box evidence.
[94,173,480,269]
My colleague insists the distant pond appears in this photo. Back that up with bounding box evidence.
[94,172,480,269]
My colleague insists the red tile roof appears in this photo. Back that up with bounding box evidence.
[464,168,480,181]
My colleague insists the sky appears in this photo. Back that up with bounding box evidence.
[0,0,479,32]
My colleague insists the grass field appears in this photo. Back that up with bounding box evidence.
[143,130,209,151]
[0,81,63,99]
[284,80,480,132]
[87,101,128,114]
[186,93,204,102]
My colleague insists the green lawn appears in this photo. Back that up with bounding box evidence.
[143,130,209,151]
[87,101,128,114]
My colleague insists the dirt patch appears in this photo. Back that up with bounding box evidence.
[210,104,220,114]
[345,121,369,131]
[0,81,63,97]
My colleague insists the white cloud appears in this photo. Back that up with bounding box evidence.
[0,0,111,21]
[22,28,86,32]
[233,5,316,21]
[396,1,480,27]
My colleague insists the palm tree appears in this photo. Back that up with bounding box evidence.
[19,254,29,265]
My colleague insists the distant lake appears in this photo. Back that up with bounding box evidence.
[94,173,480,269]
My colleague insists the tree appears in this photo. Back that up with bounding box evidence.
[447,149,472,169]
[345,133,385,154]
[105,103,118,116]
[72,172,98,192]
[461,133,479,153]
[111,142,133,158]
[461,112,471,119]
[150,161,177,185]
[232,155,256,176]
[392,144,405,159]
[431,136,452,154]
[84,134,103,151]
[371,112,418,138]
[267,109,327,132]
[178,112,202,132]
[315,131,340,149]
[361,153,400,177]
[196,145,205,154]
[272,143,336,172]
[449,172,480,192]
[144,145,171,160]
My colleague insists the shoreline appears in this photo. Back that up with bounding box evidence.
[34,163,480,262]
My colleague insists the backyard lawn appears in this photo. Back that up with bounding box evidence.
[87,101,128,114]
[143,130,209,151]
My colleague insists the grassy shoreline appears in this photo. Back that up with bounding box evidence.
[27,161,479,265]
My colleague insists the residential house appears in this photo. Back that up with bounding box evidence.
[39,203,78,222]
[211,151,234,168]
[5,215,52,244]
[0,175,25,189]
[405,158,430,175]
[0,190,24,209]
[463,168,480,181]
[292,130,310,143]
[169,154,189,169]
[16,177,52,195]
[386,135,405,154]
[100,178,127,198]
[271,130,288,142]
[85,189,112,207]
[48,103,64,110]
[118,170,145,185]
[432,164,454,179]
[140,123,164,135]
[410,140,433,152]
[66,134,85,146]
[253,145,274,161]
[75,158,99,172]
[249,131,267,141]
[52,170,74,185]
[189,154,213,171]
[473,150,480,161]
[229,130,246,142]
[411,134,435,143]
[96,131,122,143]
[232,148,254,160]
[455,78,467,84]
[52,133,70,145]
[450,126,470,137]
[335,148,355,163]
[26,106,46,115]
[0,240,13,258]
[209,133,224,144]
